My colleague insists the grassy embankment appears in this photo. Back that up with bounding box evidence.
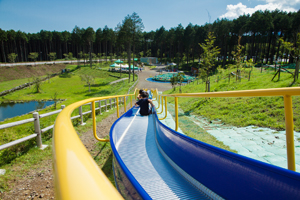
[164,66,300,135]
[0,62,137,191]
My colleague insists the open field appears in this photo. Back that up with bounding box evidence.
[164,66,300,131]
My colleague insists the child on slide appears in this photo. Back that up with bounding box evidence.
[135,91,155,116]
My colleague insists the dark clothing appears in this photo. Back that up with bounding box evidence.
[136,98,151,116]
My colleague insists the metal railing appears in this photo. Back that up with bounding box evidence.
[155,87,300,172]
[53,90,137,199]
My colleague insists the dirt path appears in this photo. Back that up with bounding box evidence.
[0,66,170,200]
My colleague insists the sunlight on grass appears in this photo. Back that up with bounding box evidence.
[165,67,300,131]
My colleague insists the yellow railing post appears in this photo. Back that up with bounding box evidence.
[157,95,160,109]
[92,101,96,136]
[175,97,178,132]
[116,97,119,118]
[159,96,168,120]
[92,101,109,142]
[130,95,132,107]
[157,96,164,114]
[124,96,126,112]
[284,95,296,171]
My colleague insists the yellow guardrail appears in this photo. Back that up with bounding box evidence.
[53,88,138,199]
[156,87,300,172]
[53,86,299,199]
[158,96,168,120]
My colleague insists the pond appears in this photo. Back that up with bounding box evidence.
[0,101,55,122]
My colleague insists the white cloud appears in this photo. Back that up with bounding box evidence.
[220,0,299,19]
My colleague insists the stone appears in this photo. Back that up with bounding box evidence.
[0,169,6,175]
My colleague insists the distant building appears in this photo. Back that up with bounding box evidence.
[140,57,158,65]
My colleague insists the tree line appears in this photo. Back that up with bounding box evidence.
[1,9,300,68]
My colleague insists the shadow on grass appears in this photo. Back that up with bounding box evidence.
[85,89,111,97]
[101,152,115,186]
[91,83,108,87]
[93,143,115,186]
[59,73,72,78]
[289,81,296,87]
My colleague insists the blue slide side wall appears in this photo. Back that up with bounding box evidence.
[111,107,300,199]
[154,114,300,200]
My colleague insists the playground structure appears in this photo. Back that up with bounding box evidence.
[152,73,195,82]
[53,87,300,199]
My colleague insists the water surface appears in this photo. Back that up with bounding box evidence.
[0,101,55,122]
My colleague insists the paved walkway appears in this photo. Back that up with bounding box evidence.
[109,78,128,84]
[136,67,172,92]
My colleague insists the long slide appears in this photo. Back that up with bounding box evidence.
[110,106,300,200]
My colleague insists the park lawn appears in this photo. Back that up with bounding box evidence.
[0,77,45,92]
[0,64,137,163]
[164,67,300,132]
[0,63,137,191]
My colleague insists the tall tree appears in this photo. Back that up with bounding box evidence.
[72,26,83,59]
[102,26,111,62]
[199,32,220,92]
[16,31,28,62]
[155,26,167,63]
[280,33,300,81]
[62,31,71,55]
[83,27,95,68]
[130,12,144,81]
[95,28,103,59]
[117,15,134,82]
[175,24,184,65]
[0,29,7,62]
[183,23,195,69]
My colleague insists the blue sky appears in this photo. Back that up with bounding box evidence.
[0,0,299,33]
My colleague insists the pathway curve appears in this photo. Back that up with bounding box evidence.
[136,66,172,92]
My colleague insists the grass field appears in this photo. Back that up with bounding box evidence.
[0,62,138,192]
[164,66,300,132]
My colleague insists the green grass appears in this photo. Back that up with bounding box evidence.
[164,67,300,132]
[0,77,45,92]
[0,64,137,162]
[0,138,53,192]
[0,63,137,192]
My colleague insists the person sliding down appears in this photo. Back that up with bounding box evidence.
[137,89,144,100]
[135,91,154,116]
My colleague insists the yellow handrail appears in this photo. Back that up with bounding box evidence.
[156,95,160,109]
[159,96,168,120]
[124,96,126,112]
[175,97,178,132]
[53,93,137,199]
[157,87,300,171]
[157,95,164,114]
[92,101,109,142]
[116,97,119,118]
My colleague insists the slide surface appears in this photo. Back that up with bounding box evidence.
[110,107,300,200]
